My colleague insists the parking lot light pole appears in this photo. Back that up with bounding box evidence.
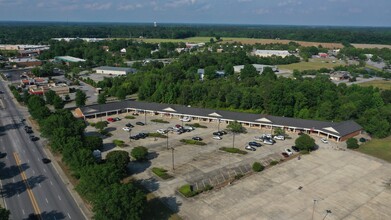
[322,210,332,220]
[166,131,169,150]
[170,147,175,171]
[144,111,147,125]
[218,119,221,132]
[312,199,317,220]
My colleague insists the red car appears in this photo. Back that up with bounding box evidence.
[281,152,290,158]
[107,117,115,122]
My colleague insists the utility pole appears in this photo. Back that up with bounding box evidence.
[322,210,332,220]
[170,147,175,171]
[312,199,317,220]
[166,131,169,150]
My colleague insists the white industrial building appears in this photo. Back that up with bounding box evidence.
[94,66,137,76]
[253,50,291,58]
[234,64,278,74]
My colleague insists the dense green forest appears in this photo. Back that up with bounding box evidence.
[1,21,391,44]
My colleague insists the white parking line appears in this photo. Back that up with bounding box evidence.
[43,168,46,173]
[22,209,25,215]
[58,195,61,201]
[45,198,48,204]
[68,213,71,219]
[50,181,53,186]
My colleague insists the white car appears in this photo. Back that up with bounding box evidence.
[263,139,274,145]
[122,127,131,132]
[285,148,293,155]
[183,126,195,131]
[321,138,329,144]
[157,129,168,134]
[274,135,285,140]
[212,136,222,140]
[180,116,191,122]
[254,136,263,141]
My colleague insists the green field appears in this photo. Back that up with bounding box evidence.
[130,37,210,43]
[357,136,391,163]
[278,58,345,71]
[359,80,391,90]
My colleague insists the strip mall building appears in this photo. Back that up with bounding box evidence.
[75,100,363,142]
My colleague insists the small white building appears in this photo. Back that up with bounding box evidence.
[94,66,136,76]
[253,50,291,58]
[234,64,278,74]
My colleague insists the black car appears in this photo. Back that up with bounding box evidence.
[130,136,140,140]
[192,137,203,141]
[30,135,39,141]
[0,152,7,158]
[248,141,262,147]
[220,130,227,135]
[138,133,148,138]
[24,125,32,130]
[125,123,134,128]
[136,122,145,126]
[25,129,33,134]
[213,131,223,136]
[42,158,51,164]
[291,146,300,152]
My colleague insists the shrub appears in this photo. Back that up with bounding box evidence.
[234,174,244,180]
[131,146,148,161]
[219,147,248,155]
[113,139,125,147]
[295,134,315,152]
[270,160,279,166]
[179,184,196,197]
[252,162,265,172]
[125,115,135,119]
[89,122,96,127]
[204,184,213,191]
[152,167,173,180]
[347,138,359,149]
[186,123,207,128]
[151,119,169,124]
[180,139,206,146]
[148,132,167,138]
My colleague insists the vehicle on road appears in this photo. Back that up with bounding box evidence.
[248,141,262,147]
[42,158,51,164]
[281,152,289,158]
[212,136,222,140]
[122,127,131,132]
[0,152,7,158]
[285,148,293,155]
[136,121,145,126]
[180,116,191,122]
[321,138,329,144]
[192,136,202,141]
[245,145,256,151]
[291,146,300,152]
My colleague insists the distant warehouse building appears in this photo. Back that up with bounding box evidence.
[234,64,278,74]
[253,50,291,58]
[94,66,137,76]
[54,56,86,65]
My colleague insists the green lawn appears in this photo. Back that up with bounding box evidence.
[358,80,391,90]
[128,37,211,43]
[357,136,391,163]
[278,58,345,71]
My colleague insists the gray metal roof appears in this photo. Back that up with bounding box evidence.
[94,66,136,73]
[79,100,362,137]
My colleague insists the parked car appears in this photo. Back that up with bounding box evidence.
[24,125,32,130]
[213,131,223,136]
[254,136,264,141]
[285,148,293,155]
[136,122,145,126]
[180,116,191,122]
[122,127,131,132]
[192,137,202,141]
[114,117,121,121]
[245,146,256,151]
[212,136,222,140]
[29,135,39,141]
[281,152,289,158]
[132,112,139,116]
[125,123,134,128]
[129,135,140,140]
[138,133,148,138]
[0,152,7,158]
[42,158,51,164]
[291,146,300,152]
[321,138,329,144]
[220,130,227,135]
[263,139,274,145]
[262,134,272,139]
[248,142,262,147]
[183,126,194,131]
[107,117,115,122]
[274,135,285,140]
[157,129,167,134]
[25,128,33,134]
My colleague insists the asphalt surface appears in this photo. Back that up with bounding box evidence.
[0,80,86,220]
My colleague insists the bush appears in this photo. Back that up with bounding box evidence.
[131,146,148,161]
[295,134,315,152]
[89,122,96,127]
[219,147,248,155]
[180,139,206,146]
[125,115,135,119]
[151,119,169,124]
[151,167,173,180]
[234,174,244,180]
[178,184,196,197]
[252,162,265,172]
[347,138,359,149]
[204,184,213,191]
[270,161,279,166]
[148,132,167,138]
[186,123,207,128]
[113,139,125,147]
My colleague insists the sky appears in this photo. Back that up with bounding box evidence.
[0,0,390,26]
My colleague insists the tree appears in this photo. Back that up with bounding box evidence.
[95,121,108,133]
[53,95,65,109]
[64,94,70,102]
[346,138,359,149]
[252,162,265,172]
[93,183,146,220]
[295,134,315,152]
[0,206,10,220]
[45,90,57,105]
[273,127,285,136]
[27,95,51,121]
[240,64,258,79]
[97,92,107,104]
[262,67,277,80]
[83,136,103,151]
[106,150,130,177]
[130,146,148,161]
[227,121,246,148]
[115,88,127,100]
[75,90,87,107]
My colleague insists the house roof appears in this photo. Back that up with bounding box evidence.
[78,100,362,138]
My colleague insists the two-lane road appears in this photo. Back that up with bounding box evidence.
[0,80,86,220]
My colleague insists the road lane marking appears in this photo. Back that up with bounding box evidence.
[22,209,25,215]
[68,213,71,219]
[58,195,61,201]
[50,181,53,185]
[13,152,42,220]
[43,168,46,173]
[45,198,48,204]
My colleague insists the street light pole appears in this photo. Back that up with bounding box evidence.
[311,199,317,220]
[171,147,175,171]
[166,131,169,150]
[218,119,220,132]
[322,210,332,220]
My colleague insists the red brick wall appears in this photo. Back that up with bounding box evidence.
[340,130,362,142]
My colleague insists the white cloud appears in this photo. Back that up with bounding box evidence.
[254,8,269,15]
[118,3,143,11]
[84,2,112,10]
[238,0,253,2]
[165,0,197,8]
[278,0,302,7]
